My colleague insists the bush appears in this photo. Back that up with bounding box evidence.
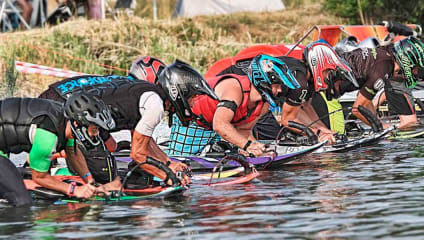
[323,0,424,25]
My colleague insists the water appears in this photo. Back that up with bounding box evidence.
[3,137,424,239]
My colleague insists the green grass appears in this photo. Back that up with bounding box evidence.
[0,1,345,97]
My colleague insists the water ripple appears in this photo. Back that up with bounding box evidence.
[4,140,424,239]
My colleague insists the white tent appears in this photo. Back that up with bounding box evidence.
[173,0,285,18]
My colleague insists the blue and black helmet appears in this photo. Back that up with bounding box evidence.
[247,54,300,107]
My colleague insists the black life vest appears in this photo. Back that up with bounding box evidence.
[0,98,66,154]
[87,81,167,131]
[50,75,137,99]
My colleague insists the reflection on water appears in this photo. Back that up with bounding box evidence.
[3,139,424,239]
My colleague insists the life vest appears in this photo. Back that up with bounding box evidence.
[50,75,136,98]
[319,92,345,134]
[0,98,66,154]
[214,55,307,78]
[191,74,264,129]
[86,81,167,131]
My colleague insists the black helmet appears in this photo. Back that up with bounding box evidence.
[157,59,219,126]
[64,91,115,150]
[248,54,300,107]
[392,36,424,88]
[129,56,167,83]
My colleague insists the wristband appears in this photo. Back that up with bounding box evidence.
[243,140,252,151]
[67,182,77,197]
[82,172,92,180]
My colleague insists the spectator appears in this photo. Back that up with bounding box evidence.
[16,0,32,26]
[86,0,102,19]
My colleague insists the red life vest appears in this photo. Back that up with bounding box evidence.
[191,74,264,129]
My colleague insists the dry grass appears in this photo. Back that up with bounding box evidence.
[0,1,345,97]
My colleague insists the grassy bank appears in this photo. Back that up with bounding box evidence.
[0,2,345,97]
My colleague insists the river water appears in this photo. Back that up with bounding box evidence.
[2,133,424,239]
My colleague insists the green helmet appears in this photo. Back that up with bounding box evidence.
[392,36,424,88]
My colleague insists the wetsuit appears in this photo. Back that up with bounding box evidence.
[341,48,393,99]
[0,98,69,206]
[341,47,414,116]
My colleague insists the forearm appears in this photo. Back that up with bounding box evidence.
[352,101,376,126]
[215,121,250,149]
[149,138,171,162]
[374,91,385,105]
[130,150,168,180]
[130,131,168,180]
[32,170,70,194]
[65,146,92,182]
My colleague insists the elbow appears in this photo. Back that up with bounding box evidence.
[130,151,147,164]
[351,108,361,119]
[31,171,47,185]
[280,116,289,127]
[212,120,226,138]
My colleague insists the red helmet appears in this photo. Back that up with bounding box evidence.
[129,56,167,83]
[303,40,358,93]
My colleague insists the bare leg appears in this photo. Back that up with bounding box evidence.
[87,0,102,19]
[16,0,33,24]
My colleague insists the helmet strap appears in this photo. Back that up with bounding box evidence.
[69,121,101,151]
[168,112,174,128]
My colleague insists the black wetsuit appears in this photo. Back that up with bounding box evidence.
[341,47,414,115]
[341,48,393,99]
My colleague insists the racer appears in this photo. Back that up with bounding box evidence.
[298,40,358,139]
[210,43,357,144]
[39,60,218,185]
[38,56,167,154]
[0,92,116,206]
[166,54,300,156]
[372,37,424,129]
[330,36,424,130]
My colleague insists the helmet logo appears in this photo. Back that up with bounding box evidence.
[317,76,322,87]
[310,56,317,66]
[250,60,266,85]
[400,54,413,78]
[169,84,179,101]
[373,78,385,91]
[260,59,273,72]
